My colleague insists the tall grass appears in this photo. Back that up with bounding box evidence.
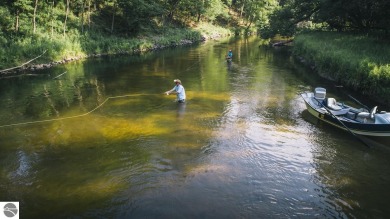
[293,31,390,104]
[0,24,230,70]
[0,32,86,68]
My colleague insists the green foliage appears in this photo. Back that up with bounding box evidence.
[117,0,165,35]
[203,0,226,22]
[0,26,211,69]
[0,0,258,70]
[261,0,390,38]
[169,0,227,23]
[293,31,390,104]
[0,6,12,33]
[194,22,232,38]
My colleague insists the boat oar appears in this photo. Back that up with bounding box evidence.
[313,98,370,148]
[347,94,370,111]
[333,85,371,111]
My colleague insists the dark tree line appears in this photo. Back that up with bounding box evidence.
[260,0,390,38]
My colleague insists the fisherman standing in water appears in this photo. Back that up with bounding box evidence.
[227,49,233,60]
[165,79,186,103]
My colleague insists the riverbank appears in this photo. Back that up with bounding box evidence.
[292,31,390,105]
[0,23,233,75]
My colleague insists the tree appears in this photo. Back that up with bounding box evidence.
[63,0,70,36]
[240,0,267,32]
[203,0,225,22]
[117,0,164,35]
[175,0,225,23]
[0,6,13,34]
[260,0,390,38]
[110,0,116,33]
[164,0,181,21]
[33,0,38,33]
[10,0,34,33]
[322,0,390,31]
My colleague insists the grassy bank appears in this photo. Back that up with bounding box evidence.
[0,23,232,71]
[293,31,390,105]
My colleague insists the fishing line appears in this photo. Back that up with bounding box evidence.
[182,58,202,72]
[0,94,156,128]
[1,54,201,128]
[53,71,67,79]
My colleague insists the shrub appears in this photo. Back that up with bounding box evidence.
[293,31,390,105]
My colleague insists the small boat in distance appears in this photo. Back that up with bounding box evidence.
[301,87,390,137]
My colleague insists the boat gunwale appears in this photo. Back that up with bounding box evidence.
[301,92,390,137]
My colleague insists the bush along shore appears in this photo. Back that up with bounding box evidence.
[293,31,390,106]
[0,24,233,75]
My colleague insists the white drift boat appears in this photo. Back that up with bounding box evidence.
[301,87,390,137]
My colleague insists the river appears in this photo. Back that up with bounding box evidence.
[0,36,389,218]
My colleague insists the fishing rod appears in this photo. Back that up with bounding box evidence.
[347,94,370,111]
[53,71,67,79]
[334,85,371,111]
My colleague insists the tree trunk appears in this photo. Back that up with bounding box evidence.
[33,0,38,33]
[15,10,19,32]
[167,0,181,21]
[81,0,85,33]
[111,1,116,33]
[197,0,204,22]
[245,16,253,33]
[240,2,245,19]
[88,0,91,29]
[63,0,70,37]
[51,0,54,37]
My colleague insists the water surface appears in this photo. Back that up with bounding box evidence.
[0,37,390,218]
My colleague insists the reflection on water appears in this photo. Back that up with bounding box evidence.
[0,37,390,218]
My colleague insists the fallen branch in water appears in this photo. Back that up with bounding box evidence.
[53,71,67,79]
[272,39,293,47]
[0,50,47,74]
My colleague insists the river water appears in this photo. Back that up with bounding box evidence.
[0,37,389,218]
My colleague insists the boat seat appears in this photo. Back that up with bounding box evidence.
[356,106,377,123]
[326,98,342,111]
[356,113,375,123]
[314,87,326,100]
[346,111,357,120]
